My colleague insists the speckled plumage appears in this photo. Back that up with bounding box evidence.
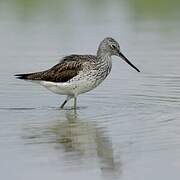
[15,37,140,109]
[16,55,97,82]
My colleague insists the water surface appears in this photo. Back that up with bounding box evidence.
[1,0,180,179]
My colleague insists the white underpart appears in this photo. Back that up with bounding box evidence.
[40,55,112,97]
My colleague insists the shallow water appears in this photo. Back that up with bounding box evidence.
[1,0,180,179]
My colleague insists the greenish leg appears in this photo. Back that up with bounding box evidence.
[60,99,68,109]
[74,96,77,110]
[60,96,71,109]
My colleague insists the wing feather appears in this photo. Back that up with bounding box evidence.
[15,54,96,82]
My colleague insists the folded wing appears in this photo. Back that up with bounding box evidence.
[15,54,96,82]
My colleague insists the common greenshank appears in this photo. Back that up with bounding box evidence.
[15,37,140,109]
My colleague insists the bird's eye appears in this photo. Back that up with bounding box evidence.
[111,44,116,50]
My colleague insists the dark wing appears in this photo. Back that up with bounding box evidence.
[15,54,96,82]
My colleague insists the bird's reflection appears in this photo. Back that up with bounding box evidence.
[24,110,121,178]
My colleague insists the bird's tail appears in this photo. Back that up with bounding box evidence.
[15,72,44,80]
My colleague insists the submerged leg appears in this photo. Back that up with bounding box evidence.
[74,96,77,110]
[60,96,71,109]
[60,99,67,109]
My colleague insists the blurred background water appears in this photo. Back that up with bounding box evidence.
[0,0,180,179]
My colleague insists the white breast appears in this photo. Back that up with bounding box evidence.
[39,56,112,96]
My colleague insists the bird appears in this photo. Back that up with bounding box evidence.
[15,37,140,109]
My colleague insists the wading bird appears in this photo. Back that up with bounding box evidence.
[15,37,140,109]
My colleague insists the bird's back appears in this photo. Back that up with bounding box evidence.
[15,54,97,82]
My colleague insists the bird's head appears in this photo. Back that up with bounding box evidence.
[98,37,140,72]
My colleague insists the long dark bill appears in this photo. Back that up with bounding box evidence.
[119,52,140,72]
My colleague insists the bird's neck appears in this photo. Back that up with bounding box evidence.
[97,49,111,63]
[96,51,112,74]
[96,50,112,76]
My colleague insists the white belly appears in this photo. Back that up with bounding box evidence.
[40,79,100,96]
[39,64,111,97]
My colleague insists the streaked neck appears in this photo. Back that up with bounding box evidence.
[97,49,111,62]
